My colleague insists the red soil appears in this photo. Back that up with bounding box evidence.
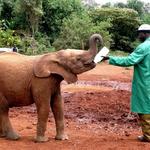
[1,63,150,150]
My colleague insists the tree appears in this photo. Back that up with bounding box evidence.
[82,0,98,8]
[0,0,16,29]
[89,8,141,52]
[41,0,84,43]
[14,0,43,36]
[141,2,150,25]
[114,2,127,8]
[0,0,15,20]
[142,13,150,24]
[101,2,112,8]
[127,0,144,16]
[53,12,112,50]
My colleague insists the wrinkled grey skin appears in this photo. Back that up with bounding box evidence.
[0,34,103,142]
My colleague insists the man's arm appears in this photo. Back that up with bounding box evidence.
[102,45,145,67]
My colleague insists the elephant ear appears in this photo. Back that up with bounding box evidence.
[33,56,78,84]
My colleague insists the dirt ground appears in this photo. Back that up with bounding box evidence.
[1,62,150,150]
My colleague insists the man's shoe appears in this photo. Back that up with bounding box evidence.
[137,135,149,142]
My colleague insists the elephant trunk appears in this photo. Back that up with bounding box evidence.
[88,34,103,59]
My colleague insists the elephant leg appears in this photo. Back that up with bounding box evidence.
[0,95,20,140]
[35,100,50,142]
[51,94,68,140]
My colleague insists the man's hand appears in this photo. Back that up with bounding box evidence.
[101,56,109,61]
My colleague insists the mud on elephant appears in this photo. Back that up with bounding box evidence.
[0,34,103,142]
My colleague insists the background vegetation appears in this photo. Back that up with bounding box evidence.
[0,0,149,54]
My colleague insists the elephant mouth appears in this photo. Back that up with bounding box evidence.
[84,60,96,68]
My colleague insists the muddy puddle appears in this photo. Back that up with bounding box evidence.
[62,80,131,91]
[60,80,137,127]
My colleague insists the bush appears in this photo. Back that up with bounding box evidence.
[89,8,141,52]
[141,13,150,24]
[53,12,112,50]
[0,29,22,47]
[19,32,54,55]
[0,26,54,55]
[41,0,84,43]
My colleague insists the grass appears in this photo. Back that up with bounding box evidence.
[106,49,132,70]
[109,50,129,56]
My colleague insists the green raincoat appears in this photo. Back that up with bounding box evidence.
[109,37,150,114]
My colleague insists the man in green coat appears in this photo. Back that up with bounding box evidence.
[103,24,150,142]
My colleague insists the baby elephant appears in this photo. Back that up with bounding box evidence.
[0,34,103,142]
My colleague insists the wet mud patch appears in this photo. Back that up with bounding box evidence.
[61,80,139,132]
[62,80,131,91]
[63,90,137,124]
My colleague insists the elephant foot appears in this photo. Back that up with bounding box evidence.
[55,134,68,140]
[34,136,49,143]
[6,132,20,140]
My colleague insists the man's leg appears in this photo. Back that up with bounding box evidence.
[138,114,150,142]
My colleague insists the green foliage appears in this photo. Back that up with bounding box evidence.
[141,13,150,24]
[0,0,15,20]
[0,20,9,30]
[101,2,112,8]
[114,0,145,16]
[41,0,84,42]
[0,20,53,55]
[0,29,22,47]
[19,32,54,55]
[0,0,147,55]
[53,13,92,50]
[0,0,16,30]
[90,21,112,48]
[114,2,127,8]
[110,50,129,56]
[127,0,144,16]
[130,39,140,48]
[10,13,28,30]
[89,8,141,52]
[14,0,43,36]
[53,12,112,50]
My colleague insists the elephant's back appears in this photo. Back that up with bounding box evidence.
[0,52,34,76]
[0,52,32,63]
[0,52,34,69]
[0,52,34,92]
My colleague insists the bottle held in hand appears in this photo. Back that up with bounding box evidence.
[94,46,109,63]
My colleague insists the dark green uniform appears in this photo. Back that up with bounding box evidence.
[109,37,150,114]
[109,37,150,141]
